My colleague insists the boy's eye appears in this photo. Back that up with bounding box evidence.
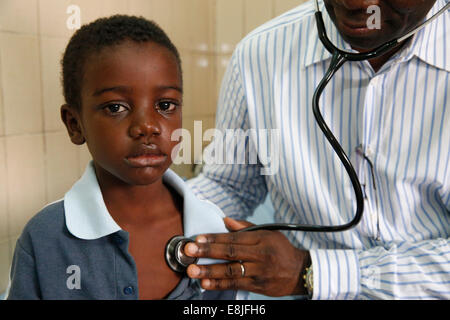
[104,103,127,114]
[156,101,178,112]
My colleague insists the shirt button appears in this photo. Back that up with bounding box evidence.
[123,286,134,295]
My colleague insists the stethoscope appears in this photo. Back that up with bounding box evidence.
[165,0,450,273]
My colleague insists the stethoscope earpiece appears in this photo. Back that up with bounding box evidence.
[165,235,199,273]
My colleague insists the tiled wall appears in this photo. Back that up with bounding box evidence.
[0,0,306,294]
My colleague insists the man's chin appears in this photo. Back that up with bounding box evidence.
[340,32,392,52]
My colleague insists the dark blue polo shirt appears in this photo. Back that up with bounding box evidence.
[6,162,239,300]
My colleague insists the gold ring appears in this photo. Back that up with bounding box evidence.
[239,262,245,277]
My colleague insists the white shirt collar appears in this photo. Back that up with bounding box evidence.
[64,161,227,240]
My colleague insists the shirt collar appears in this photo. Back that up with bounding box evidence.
[408,0,450,72]
[302,0,350,68]
[64,161,227,240]
[304,0,450,72]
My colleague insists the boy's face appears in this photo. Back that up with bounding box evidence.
[63,40,182,186]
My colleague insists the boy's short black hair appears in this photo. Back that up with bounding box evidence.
[61,15,182,110]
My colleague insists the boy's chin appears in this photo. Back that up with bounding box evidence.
[123,166,168,186]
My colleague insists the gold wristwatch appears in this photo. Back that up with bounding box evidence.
[303,264,313,299]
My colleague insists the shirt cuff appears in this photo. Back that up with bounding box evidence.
[309,249,360,300]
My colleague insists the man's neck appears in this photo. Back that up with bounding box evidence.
[352,39,410,73]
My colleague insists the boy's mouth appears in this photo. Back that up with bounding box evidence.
[125,144,167,167]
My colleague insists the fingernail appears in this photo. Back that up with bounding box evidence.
[189,265,200,277]
[203,279,211,288]
[196,235,207,243]
[186,243,198,255]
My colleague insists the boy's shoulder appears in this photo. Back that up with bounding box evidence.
[19,200,67,244]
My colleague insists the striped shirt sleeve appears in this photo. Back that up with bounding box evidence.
[357,238,450,299]
[310,238,450,300]
[309,250,360,300]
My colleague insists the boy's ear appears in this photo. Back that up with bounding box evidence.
[60,104,86,145]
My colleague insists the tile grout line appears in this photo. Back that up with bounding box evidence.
[0,22,15,279]
[0,27,11,257]
[36,0,50,208]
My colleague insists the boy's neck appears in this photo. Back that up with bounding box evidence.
[94,166,182,228]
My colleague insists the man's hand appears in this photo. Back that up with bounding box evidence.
[184,217,311,297]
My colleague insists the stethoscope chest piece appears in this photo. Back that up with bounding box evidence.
[165,235,199,273]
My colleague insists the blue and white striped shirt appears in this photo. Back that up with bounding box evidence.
[188,0,449,299]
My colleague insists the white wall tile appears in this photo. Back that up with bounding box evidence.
[151,0,175,39]
[216,0,243,54]
[0,239,11,294]
[179,51,215,119]
[179,51,193,118]
[128,0,154,18]
[39,0,128,38]
[6,134,46,237]
[244,0,273,34]
[128,0,175,40]
[0,80,4,137]
[78,144,92,177]
[191,53,217,117]
[170,163,194,180]
[170,0,191,50]
[98,0,128,18]
[186,0,215,53]
[8,235,19,262]
[45,132,79,203]
[0,0,39,35]
[39,0,76,38]
[274,0,304,16]
[0,138,7,243]
[215,54,231,99]
[40,36,69,132]
[0,33,43,135]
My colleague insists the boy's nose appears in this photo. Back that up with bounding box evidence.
[128,114,161,139]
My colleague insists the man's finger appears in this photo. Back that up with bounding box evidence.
[184,242,260,261]
[200,277,257,292]
[194,230,261,246]
[187,261,256,279]
[223,217,254,231]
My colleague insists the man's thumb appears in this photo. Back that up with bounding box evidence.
[223,217,254,231]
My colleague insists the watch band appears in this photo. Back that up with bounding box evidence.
[303,264,314,299]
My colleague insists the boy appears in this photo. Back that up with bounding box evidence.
[6,15,235,300]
